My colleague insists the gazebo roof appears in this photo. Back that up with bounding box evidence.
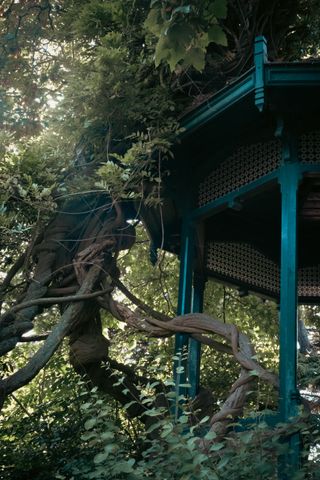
[138,36,320,301]
[176,37,320,176]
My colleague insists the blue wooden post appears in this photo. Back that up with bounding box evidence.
[278,159,301,477]
[254,36,268,112]
[174,218,194,399]
[189,274,205,398]
[279,162,299,421]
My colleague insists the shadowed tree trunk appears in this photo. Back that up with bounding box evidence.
[0,196,282,435]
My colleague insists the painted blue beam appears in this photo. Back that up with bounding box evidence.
[190,169,279,221]
[180,70,255,138]
[279,161,300,419]
[177,219,194,316]
[254,36,268,112]
[266,64,320,86]
[188,164,320,225]
[188,275,206,398]
[177,34,320,141]
[175,218,194,400]
[278,160,301,478]
[300,164,320,174]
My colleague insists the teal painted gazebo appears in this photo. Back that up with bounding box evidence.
[141,36,320,474]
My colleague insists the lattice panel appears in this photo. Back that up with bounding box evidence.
[299,131,320,163]
[299,266,320,298]
[199,140,281,207]
[206,242,280,294]
[206,241,320,300]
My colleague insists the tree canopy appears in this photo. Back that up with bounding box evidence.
[1,1,320,479]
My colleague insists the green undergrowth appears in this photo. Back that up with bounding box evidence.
[57,382,320,480]
[2,365,320,480]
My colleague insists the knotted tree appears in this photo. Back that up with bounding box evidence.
[1,0,319,439]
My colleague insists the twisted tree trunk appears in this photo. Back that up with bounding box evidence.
[0,196,279,436]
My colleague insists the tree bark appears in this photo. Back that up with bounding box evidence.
[0,263,101,398]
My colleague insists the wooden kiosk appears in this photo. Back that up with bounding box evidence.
[141,36,320,476]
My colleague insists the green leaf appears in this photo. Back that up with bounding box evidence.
[154,35,171,67]
[204,430,217,441]
[124,400,137,409]
[209,474,219,480]
[149,381,160,388]
[209,442,224,451]
[207,25,227,46]
[178,415,189,424]
[155,22,196,70]
[187,437,197,449]
[199,415,210,424]
[142,408,163,417]
[217,455,230,469]
[241,431,254,444]
[93,452,108,464]
[193,453,208,465]
[84,418,97,430]
[212,0,227,19]
[146,420,163,434]
[176,366,185,374]
[160,422,173,438]
[144,7,164,36]
[173,6,192,15]
[81,431,96,441]
[100,431,115,440]
[114,459,135,473]
[104,444,117,454]
[182,46,206,71]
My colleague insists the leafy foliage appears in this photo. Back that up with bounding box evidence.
[1,1,320,479]
[145,0,227,71]
[4,368,316,480]
[0,346,86,480]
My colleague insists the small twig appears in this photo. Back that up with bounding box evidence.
[0,253,26,297]
[114,278,170,322]
[19,334,49,343]
[0,287,113,325]
[46,286,79,295]
[1,264,102,397]
[10,393,32,418]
